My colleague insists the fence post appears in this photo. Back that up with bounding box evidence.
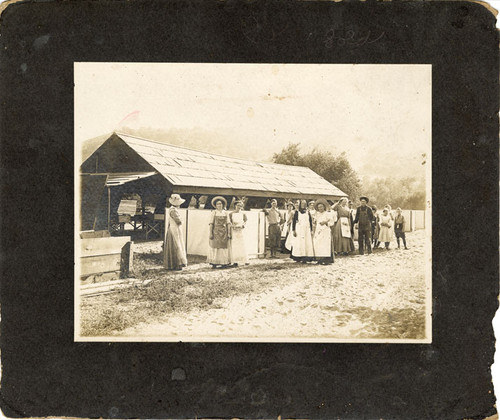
[120,241,133,278]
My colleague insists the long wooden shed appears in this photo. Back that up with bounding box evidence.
[80,132,347,232]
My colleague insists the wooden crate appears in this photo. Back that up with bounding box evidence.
[80,236,133,279]
[118,214,131,223]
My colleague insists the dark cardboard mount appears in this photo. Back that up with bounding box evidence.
[0,0,498,418]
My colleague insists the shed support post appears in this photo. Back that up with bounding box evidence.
[107,186,111,232]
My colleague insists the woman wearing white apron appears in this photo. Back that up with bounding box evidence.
[312,199,335,265]
[291,200,314,263]
[229,201,249,266]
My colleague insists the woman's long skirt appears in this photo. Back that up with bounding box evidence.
[378,226,393,243]
[230,229,248,265]
[207,246,231,265]
[164,224,187,270]
[313,226,333,264]
[332,221,355,253]
[291,216,315,262]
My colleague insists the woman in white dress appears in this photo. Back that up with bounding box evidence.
[282,201,295,254]
[291,200,315,263]
[312,199,335,265]
[229,201,249,266]
[378,207,393,249]
[164,194,188,271]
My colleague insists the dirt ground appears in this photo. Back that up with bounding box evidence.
[80,230,429,341]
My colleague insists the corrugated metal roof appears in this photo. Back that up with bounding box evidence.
[113,133,347,198]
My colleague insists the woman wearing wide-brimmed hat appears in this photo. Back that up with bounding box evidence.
[207,196,232,268]
[229,200,249,266]
[312,198,335,264]
[332,197,355,255]
[164,194,188,271]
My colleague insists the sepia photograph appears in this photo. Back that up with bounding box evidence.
[75,63,432,342]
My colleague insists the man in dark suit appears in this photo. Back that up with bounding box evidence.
[353,196,374,255]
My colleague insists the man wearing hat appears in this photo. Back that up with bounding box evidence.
[263,199,284,258]
[353,196,375,255]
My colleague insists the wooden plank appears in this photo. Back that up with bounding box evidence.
[81,236,131,257]
[80,230,110,239]
[80,254,122,276]
[81,279,144,297]
[81,278,130,290]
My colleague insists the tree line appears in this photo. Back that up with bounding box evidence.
[272,143,426,210]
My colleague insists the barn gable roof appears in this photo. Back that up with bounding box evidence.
[84,132,347,199]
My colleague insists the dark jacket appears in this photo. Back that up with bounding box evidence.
[353,206,374,228]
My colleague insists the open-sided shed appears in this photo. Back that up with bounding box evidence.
[80,132,347,239]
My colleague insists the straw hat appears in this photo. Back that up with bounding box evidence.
[314,198,330,212]
[211,196,227,208]
[169,194,185,206]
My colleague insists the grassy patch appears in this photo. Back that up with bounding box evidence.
[350,306,426,339]
[79,261,299,336]
[133,251,209,277]
[80,303,148,336]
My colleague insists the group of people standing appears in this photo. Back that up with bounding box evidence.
[278,196,409,261]
[164,195,250,271]
[163,193,409,271]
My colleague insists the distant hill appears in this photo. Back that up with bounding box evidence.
[80,127,427,183]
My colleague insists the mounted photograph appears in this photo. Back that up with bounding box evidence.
[74,63,431,342]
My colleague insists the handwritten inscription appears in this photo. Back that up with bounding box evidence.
[324,28,385,48]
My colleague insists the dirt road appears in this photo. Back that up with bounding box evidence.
[115,230,429,341]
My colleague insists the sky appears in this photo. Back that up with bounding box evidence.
[75,63,431,179]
